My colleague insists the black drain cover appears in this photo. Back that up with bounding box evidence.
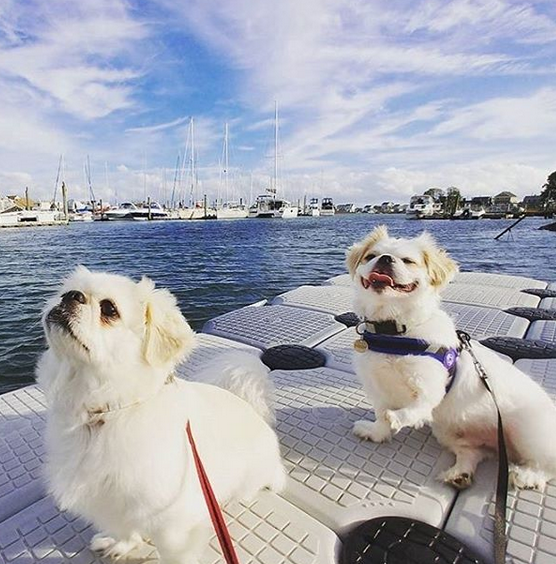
[335,311,361,327]
[261,345,326,370]
[506,307,556,321]
[481,337,556,360]
[522,288,556,298]
[342,517,486,564]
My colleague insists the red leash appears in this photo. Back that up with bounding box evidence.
[186,421,240,564]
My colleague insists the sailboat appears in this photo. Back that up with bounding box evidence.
[216,123,248,220]
[177,118,216,220]
[249,102,298,219]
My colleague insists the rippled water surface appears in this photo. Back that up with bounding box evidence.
[1,215,554,394]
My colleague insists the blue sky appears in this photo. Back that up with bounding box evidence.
[1,0,555,205]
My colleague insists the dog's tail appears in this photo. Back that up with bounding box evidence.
[195,351,276,425]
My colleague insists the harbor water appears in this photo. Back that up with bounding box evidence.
[1,215,554,394]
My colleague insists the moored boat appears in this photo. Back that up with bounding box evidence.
[406,194,435,219]
[320,197,335,216]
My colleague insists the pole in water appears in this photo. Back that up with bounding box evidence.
[494,215,526,240]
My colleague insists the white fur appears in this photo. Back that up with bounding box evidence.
[37,267,286,563]
[347,226,556,490]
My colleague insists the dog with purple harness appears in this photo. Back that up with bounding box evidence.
[347,226,556,492]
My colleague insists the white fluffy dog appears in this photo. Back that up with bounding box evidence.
[347,225,556,490]
[36,267,286,563]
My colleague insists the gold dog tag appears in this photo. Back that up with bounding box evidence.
[354,338,368,353]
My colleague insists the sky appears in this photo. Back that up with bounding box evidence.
[0,0,555,206]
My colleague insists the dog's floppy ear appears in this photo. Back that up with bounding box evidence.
[417,233,458,289]
[346,225,388,276]
[138,277,196,367]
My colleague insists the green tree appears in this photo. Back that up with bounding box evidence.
[424,187,445,201]
[541,172,556,202]
[445,186,461,216]
[541,171,556,215]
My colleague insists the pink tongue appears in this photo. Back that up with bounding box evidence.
[368,272,394,286]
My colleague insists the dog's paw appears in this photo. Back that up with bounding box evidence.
[353,420,392,443]
[509,466,547,491]
[439,467,473,490]
[90,534,116,554]
[384,410,404,433]
[90,532,143,560]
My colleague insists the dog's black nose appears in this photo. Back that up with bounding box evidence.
[62,290,87,305]
[377,254,394,266]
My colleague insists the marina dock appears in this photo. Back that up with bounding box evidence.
[1,271,555,563]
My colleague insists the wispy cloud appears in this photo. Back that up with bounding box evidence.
[126,116,190,134]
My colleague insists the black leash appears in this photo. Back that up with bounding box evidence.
[457,331,508,564]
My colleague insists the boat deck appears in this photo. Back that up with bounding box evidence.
[1,271,555,563]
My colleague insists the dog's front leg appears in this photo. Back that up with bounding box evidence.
[353,408,393,443]
[439,447,487,489]
[384,375,445,434]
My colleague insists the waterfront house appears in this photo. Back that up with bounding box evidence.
[522,195,543,214]
[490,191,521,215]
[380,201,395,213]
[336,203,356,214]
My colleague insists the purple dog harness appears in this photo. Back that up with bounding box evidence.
[356,323,460,393]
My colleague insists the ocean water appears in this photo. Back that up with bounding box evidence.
[1,214,554,395]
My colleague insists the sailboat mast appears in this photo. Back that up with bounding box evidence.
[52,154,63,205]
[224,122,229,202]
[190,117,196,207]
[274,101,278,199]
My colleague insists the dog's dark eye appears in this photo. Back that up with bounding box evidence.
[402,258,415,265]
[364,253,376,262]
[100,299,119,319]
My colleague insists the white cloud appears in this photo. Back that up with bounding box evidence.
[126,116,190,134]
[0,0,146,119]
[432,87,556,140]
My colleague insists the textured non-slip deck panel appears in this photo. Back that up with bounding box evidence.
[515,359,556,399]
[541,298,556,310]
[271,285,354,316]
[445,460,556,564]
[443,302,530,339]
[548,282,556,291]
[442,283,540,310]
[324,274,352,287]
[272,366,456,533]
[526,321,556,344]
[202,305,345,349]
[176,333,261,380]
[454,272,547,289]
[0,385,46,431]
[0,492,339,564]
[316,328,358,373]
[0,386,48,522]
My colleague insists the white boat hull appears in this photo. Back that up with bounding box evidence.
[216,207,248,220]
[279,206,298,218]
[178,207,216,220]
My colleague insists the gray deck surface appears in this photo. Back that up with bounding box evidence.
[203,304,345,349]
[540,298,556,310]
[1,270,555,563]
[271,285,354,316]
[442,283,540,309]
[526,321,556,344]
